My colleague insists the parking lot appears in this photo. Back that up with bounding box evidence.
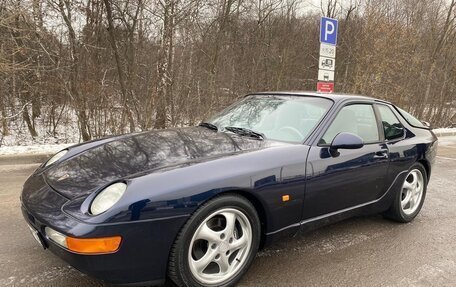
[1,137,455,287]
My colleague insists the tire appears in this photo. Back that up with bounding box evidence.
[168,194,261,287]
[384,162,427,223]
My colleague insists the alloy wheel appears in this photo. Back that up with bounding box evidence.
[400,169,424,216]
[188,208,252,286]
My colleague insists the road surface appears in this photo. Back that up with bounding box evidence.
[1,137,455,286]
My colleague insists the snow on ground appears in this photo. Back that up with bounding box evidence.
[0,107,80,155]
[0,107,80,148]
[433,127,456,134]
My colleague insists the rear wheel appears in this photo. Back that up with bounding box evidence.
[168,194,260,287]
[385,163,427,223]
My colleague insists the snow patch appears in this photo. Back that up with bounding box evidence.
[0,107,80,147]
[433,127,456,134]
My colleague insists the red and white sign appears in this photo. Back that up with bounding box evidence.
[317,82,334,93]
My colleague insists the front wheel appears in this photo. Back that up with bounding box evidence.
[168,194,260,287]
[384,162,427,223]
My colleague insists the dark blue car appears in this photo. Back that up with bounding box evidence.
[21,92,437,286]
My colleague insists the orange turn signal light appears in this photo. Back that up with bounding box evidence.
[282,195,290,202]
[66,236,122,255]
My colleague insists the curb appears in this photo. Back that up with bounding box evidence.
[0,154,52,166]
[434,131,456,137]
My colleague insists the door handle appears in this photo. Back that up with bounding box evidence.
[373,150,389,159]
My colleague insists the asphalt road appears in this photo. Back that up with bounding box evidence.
[1,137,456,287]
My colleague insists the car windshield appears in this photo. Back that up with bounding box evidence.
[207,95,333,143]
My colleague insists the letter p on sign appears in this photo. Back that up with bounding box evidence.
[320,17,338,46]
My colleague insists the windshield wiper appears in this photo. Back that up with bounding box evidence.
[198,122,218,131]
[224,126,265,140]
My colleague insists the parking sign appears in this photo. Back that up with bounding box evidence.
[320,17,338,46]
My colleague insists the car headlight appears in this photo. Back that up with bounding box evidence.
[90,182,127,215]
[45,150,68,167]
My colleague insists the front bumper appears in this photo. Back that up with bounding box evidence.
[21,174,188,285]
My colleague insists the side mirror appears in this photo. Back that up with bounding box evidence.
[330,132,364,156]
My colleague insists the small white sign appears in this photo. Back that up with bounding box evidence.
[318,69,334,82]
[319,56,335,71]
[320,43,336,58]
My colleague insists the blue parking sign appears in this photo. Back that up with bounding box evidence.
[320,17,338,46]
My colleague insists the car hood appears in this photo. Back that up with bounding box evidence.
[44,127,271,199]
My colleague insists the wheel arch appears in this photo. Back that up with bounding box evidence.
[217,189,268,249]
[417,159,431,181]
[167,190,266,286]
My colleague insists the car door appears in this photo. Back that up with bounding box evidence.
[301,103,390,220]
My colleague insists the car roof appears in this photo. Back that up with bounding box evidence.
[249,91,392,105]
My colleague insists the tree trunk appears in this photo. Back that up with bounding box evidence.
[22,104,38,138]
[0,102,9,136]
[57,0,91,141]
[154,0,176,129]
[419,0,456,119]
[103,0,135,133]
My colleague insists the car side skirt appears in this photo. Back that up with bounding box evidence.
[264,169,409,239]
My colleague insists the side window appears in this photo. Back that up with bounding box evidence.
[320,104,379,144]
[396,107,426,128]
[377,105,404,141]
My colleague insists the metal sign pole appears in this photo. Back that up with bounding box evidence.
[317,17,338,93]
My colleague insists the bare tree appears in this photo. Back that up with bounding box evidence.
[0,0,455,146]
[54,0,91,140]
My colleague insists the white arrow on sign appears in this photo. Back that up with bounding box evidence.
[319,56,335,71]
[318,69,334,82]
[320,43,336,58]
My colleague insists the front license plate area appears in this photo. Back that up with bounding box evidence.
[27,224,46,249]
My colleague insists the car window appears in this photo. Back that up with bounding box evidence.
[320,104,379,145]
[377,105,404,141]
[396,107,427,128]
[208,95,333,143]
